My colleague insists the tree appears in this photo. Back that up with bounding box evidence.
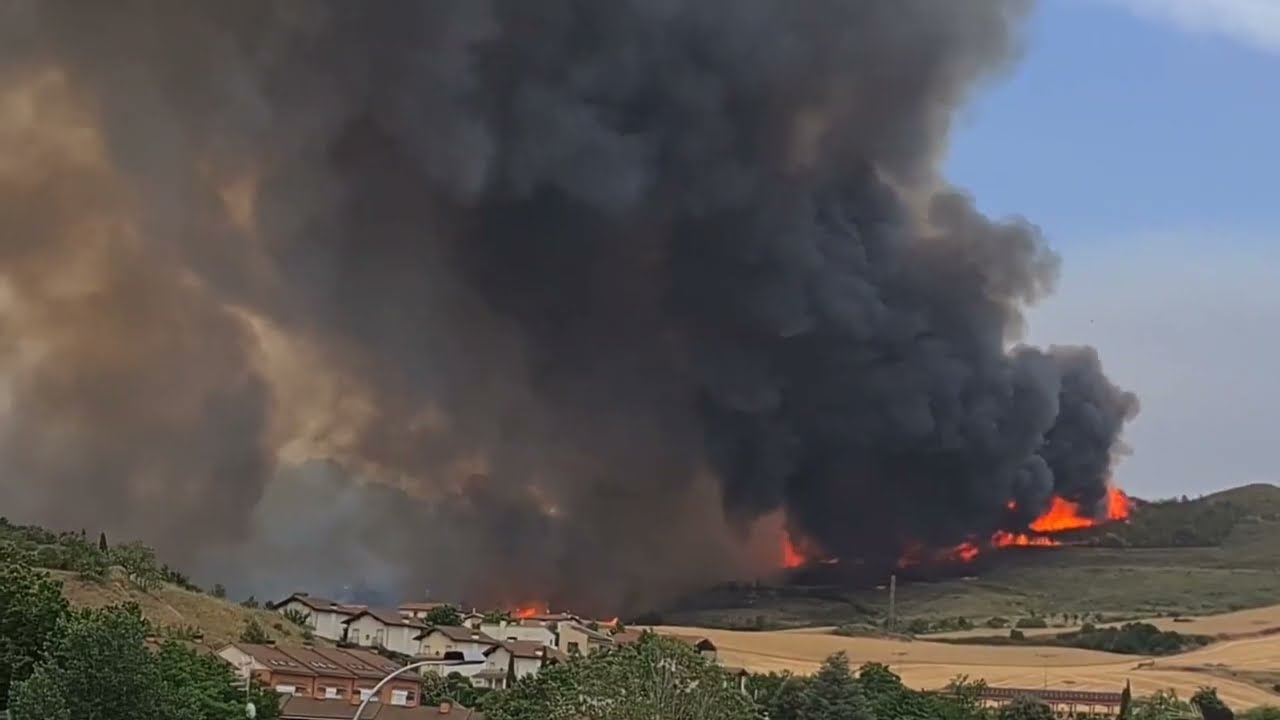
[1131,690,1198,720]
[153,641,280,720]
[9,603,279,720]
[422,671,485,708]
[1192,687,1235,720]
[796,653,871,720]
[110,541,161,591]
[483,610,513,624]
[422,605,463,627]
[98,532,109,553]
[240,617,271,644]
[281,608,311,627]
[998,695,1054,720]
[10,604,163,720]
[211,583,227,599]
[487,634,756,720]
[1120,680,1133,720]
[0,563,69,708]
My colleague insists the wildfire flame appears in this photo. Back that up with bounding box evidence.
[786,487,1133,570]
[782,533,806,569]
[513,606,548,620]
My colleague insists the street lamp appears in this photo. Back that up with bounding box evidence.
[352,661,438,719]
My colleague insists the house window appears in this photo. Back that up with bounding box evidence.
[359,688,378,702]
[322,686,342,699]
[391,689,409,706]
[274,685,297,695]
[567,641,580,654]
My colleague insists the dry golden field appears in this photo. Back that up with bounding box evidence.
[655,616,1280,709]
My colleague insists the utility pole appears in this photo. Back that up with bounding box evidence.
[887,574,897,631]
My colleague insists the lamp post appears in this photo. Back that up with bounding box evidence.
[352,660,437,719]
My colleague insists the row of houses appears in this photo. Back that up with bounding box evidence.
[272,594,627,670]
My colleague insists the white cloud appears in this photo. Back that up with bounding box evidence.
[1025,234,1280,499]
[1095,0,1280,53]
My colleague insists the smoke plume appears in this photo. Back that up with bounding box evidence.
[0,0,1138,612]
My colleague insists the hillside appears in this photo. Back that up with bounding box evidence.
[660,484,1280,630]
[50,569,303,648]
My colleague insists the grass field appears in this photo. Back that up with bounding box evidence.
[52,569,305,647]
[655,620,1280,709]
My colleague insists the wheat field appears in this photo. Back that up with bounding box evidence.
[654,613,1280,709]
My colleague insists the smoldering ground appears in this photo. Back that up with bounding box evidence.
[0,0,1137,612]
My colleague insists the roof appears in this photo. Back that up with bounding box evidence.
[473,668,510,680]
[528,612,580,623]
[309,646,401,679]
[221,644,408,681]
[970,687,1125,705]
[485,640,567,662]
[417,625,500,645]
[399,602,451,612]
[611,629,643,645]
[225,643,317,677]
[563,623,614,643]
[274,593,366,615]
[344,609,428,629]
[280,696,484,719]
[668,634,717,652]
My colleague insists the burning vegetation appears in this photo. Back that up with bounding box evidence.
[783,487,1133,571]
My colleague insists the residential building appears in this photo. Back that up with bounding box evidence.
[217,643,420,707]
[668,635,718,662]
[344,610,427,656]
[279,696,482,719]
[478,641,566,689]
[479,619,556,648]
[417,625,500,660]
[555,622,613,656]
[270,593,366,642]
[398,602,451,621]
[460,612,485,630]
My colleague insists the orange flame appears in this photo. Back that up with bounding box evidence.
[513,606,547,620]
[782,534,806,569]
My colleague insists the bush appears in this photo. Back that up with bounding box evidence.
[1009,629,1025,640]
[1015,617,1048,629]
[240,617,271,644]
[986,616,1010,628]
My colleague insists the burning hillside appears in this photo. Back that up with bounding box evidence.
[782,487,1132,572]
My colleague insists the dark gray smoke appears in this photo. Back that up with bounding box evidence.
[0,0,1138,612]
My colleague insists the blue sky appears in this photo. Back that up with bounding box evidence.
[945,0,1280,499]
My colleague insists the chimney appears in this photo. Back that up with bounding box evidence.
[438,701,452,714]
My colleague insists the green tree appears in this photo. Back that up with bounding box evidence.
[211,583,227,599]
[281,608,310,627]
[1132,690,1198,720]
[10,604,162,720]
[422,671,485,708]
[488,634,756,720]
[1120,680,1134,720]
[483,610,513,624]
[422,605,463,627]
[0,563,69,708]
[98,532,108,553]
[998,695,1053,720]
[1192,687,1235,720]
[153,641,280,720]
[110,541,161,591]
[797,652,871,720]
[240,617,271,644]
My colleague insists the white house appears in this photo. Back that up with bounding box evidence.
[460,611,485,630]
[556,622,614,656]
[416,625,500,661]
[269,593,365,642]
[477,641,566,689]
[342,610,426,656]
[479,619,557,648]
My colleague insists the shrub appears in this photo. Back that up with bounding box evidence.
[1015,617,1048,629]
